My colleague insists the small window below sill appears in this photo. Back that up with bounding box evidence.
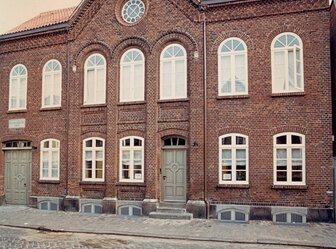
[7,109,27,114]
[217,95,249,100]
[80,104,107,109]
[217,184,250,189]
[116,182,146,187]
[38,180,60,184]
[158,98,189,104]
[271,92,305,98]
[40,107,62,112]
[272,185,308,190]
[117,101,146,106]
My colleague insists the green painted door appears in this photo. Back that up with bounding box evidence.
[162,149,186,202]
[5,150,32,205]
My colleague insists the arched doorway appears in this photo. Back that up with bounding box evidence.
[161,137,187,202]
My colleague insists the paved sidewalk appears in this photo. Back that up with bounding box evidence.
[0,205,335,248]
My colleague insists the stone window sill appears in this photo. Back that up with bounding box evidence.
[7,109,27,114]
[38,180,60,184]
[116,182,146,187]
[217,95,249,100]
[271,92,305,98]
[40,107,62,112]
[217,184,250,189]
[158,98,189,104]
[80,104,107,109]
[117,101,146,106]
[272,185,308,190]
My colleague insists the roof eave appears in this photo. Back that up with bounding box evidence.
[0,23,69,42]
[201,0,259,7]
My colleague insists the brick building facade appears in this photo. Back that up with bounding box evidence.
[0,0,334,222]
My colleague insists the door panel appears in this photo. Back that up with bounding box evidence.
[5,150,32,205]
[162,149,186,202]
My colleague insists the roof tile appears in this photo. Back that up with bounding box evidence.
[4,7,76,35]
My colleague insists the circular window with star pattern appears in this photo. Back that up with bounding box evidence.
[121,0,146,24]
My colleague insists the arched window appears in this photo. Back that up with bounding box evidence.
[40,139,60,180]
[83,138,105,181]
[273,133,305,185]
[84,54,106,105]
[160,44,187,100]
[120,136,144,182]
[219,134,249,184]
[120,49,145,102]
[271,33,304,93]
[42,60,62,108]
[218,38,248,96]
[9,64,27,110]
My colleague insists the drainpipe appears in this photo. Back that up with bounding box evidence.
[334,157,336,222]
[65,32,70,198]
[202,12,209,219]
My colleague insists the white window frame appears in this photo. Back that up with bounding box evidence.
[82,137,105,182]
[120,49,145,102]
[9,64,28,111]
[218,38,248,96]
[273,132,306,186]
[40,139,60,181]
[42,59,62,108]
[119,136,144,183]
[160,44,187,100]
[271,32,304,93]
[84,54,106,105]
[218,134,249,185]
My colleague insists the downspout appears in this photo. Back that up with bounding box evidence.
[202,11,209,219]
[65,30,70,198]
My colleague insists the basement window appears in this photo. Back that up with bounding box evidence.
[218,209,248,223]
[38,201,58,211]
[81,203,103,214]
[118,205,142,216]
[273,212,306,224]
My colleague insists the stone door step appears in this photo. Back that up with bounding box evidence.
[149,212,193,220]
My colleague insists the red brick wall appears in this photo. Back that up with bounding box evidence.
[0,0,333,209]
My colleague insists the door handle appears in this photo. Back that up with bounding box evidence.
[24,183,26,187]
[163,176,166,180]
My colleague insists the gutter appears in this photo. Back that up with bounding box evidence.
[0,23,69,41]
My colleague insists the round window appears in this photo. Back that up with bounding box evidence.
[122,0,146,24]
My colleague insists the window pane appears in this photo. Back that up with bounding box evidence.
[288,50,295,91]
[96,68,105,102]
[44,74,52,106]
[235,54,246,93]
[276,149,287,159]
[291,135,302,144]
[222,149,232,160]
[274,51,286,92]
[236,136,246,145]
[86,69,95,103]
[276,135,287,145]
[162,61,172,98]
[96,140,103,147]
[222,136,231,145]
[86,140,92,147]
[122,65,131,100]
[236,149,246,159]
[53,73,61,105]
[96,151,103,160]
[220,56,231,94]
[134,139,142,147]
[85,151,92,160]
[134,64,144,100]
[19,78,27,108]
[175,60,186,98]
[44,141,49,148]
[277,171,287,181]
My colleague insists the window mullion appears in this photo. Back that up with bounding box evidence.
[232,147,237,183]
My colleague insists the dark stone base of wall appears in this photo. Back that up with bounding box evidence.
[307,208,334,223]
[103,198,117,214]
[187,201,206,219]
[142,199,157,216]
[209,204,335,223]
[0,195,5,206]
[64,197,79,212]
[29,196,38,208]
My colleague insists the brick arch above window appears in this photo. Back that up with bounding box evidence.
[265,25,311,51]
[217,127,251,137]
[151,31,198,57]
[73,41,111,67]
[270,126,308,137]
[111,37,151,59]
[158,128,189,141]
[210,30,253,55]
[81,131,107,141]
[117,130,145,140]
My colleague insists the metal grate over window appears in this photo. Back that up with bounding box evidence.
[218,209,248,223]
[81,203,103,214]
[118,205,142,216]
[274,212,305,224]
[38,201,59,212]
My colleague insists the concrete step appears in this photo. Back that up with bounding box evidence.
[149,211,193,220]
[158,202,186,209]
[156,207,186,214]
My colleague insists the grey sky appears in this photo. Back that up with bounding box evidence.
[0,0,82,34]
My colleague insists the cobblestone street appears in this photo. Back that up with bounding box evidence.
[0,226,324,249]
